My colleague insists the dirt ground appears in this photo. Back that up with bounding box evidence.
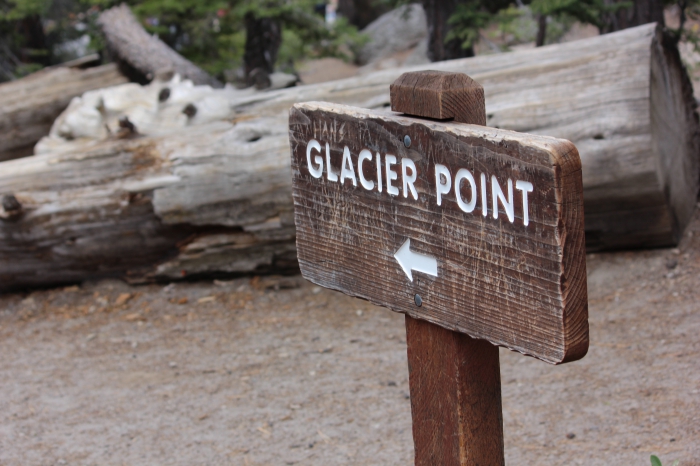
[1,204,699,466]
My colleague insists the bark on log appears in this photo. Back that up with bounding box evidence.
[0,23,696,291]
[0,63,127,162]
[97,4,222,88]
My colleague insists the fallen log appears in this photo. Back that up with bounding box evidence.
[0,118,296,291]
[0,63,127,162]
[98,4,222,88]
[0,23,696,291]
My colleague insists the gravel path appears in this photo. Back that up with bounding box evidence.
[1,214,699,466]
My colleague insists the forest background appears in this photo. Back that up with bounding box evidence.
[1,0,699,85]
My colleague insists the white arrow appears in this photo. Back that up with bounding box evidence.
[393,239,438,282]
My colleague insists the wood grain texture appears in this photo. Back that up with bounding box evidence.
[649,30,700,248]
[390,70,486,125]
[289,101,588,364]
[406,315,504,466]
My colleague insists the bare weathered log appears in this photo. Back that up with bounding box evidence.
[0,118,295,291]
[0,63,127,162]
[98,4,222,88]
[0,23,696,291]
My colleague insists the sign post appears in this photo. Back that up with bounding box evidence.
[289,70,589,465]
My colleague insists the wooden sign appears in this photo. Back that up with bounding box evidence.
[290,70,589,465]
[289,99,588,364]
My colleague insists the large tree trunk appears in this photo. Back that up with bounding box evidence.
[18,14,49,66]
[536,14,547,47]
[600,0,665,33]
[421,0,474,61]
[0,23,696,291]
[97,4,222,87]
[337,0,390,29]
[0,62,127,162]
[243,13,282,89]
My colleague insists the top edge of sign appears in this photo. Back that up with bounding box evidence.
[291,101,578,167]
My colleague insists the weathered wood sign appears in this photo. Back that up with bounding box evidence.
[289,97,588,365]
[290,71,589,465]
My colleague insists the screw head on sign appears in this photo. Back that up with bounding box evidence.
[404,135,411,148]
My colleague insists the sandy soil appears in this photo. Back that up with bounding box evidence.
[1,205,699,465]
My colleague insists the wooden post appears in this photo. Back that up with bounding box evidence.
[406,316,504,465]
[392,70,504,465]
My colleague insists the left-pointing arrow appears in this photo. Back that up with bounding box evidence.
[393,239,438,282]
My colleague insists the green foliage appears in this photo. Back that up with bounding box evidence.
[489,6,529,46]
[651,455,680,466]
[6,0,700,83]
[668,0,700,43]
[131,0,246,76]
[445,1,493,50]
[0,0,51,21]
[491,0,633,47]
[275,17,368,73]
[0,0,53,81]
[83,0,368,78]
[13,62,44,77]
[249,4,368,63]
[528,0,618,29]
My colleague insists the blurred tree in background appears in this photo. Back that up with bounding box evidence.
[0,0,697,83]
[337,0,390,29]
[0,0,366,83]
[0,0,51,79]
[123,0,366,80]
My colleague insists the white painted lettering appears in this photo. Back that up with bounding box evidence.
[358,149,374,191]
[480,173,488,217]
[304,139,535,226]
[306,139,323,178]
[516,180,534,226]
[492,176,514,223]
[435,164,451,206]
[455,168,477,213]
[339,146,358,186]
[402,158,418,200]
[325,143,338,182]
[385,155,399,196]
